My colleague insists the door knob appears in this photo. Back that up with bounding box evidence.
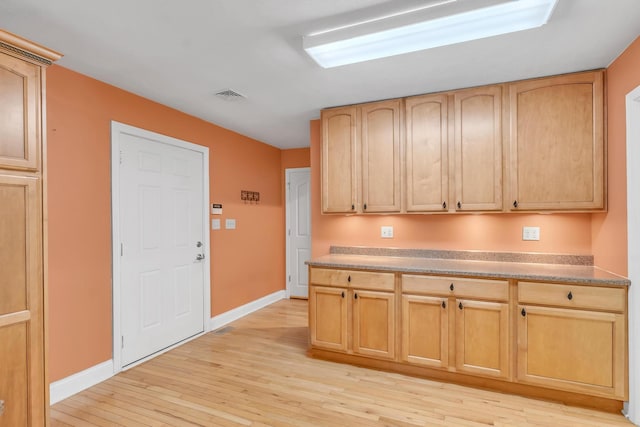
[196,253,205,261]
[196,241,203,247]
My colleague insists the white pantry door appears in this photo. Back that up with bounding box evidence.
[119,130,206,366]
[287,168,311,298]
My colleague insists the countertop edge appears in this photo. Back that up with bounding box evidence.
[306,258,630,287]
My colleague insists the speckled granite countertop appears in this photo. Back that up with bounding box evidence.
[307,247,629,286]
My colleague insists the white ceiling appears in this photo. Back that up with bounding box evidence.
[1,0,639,149]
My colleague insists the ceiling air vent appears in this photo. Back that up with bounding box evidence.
[215,89,246,101]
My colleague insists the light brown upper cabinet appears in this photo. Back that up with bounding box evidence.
[453,86,503,212]
[405,94,449,212]
[508,71,605,211]
[404,86,503,213]
[321,100,401,214]
[360,100,401,213]
[0,50,41,171]
[321,106,358,213]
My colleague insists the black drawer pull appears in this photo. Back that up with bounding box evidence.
[351,204,355,211]
[513,200,519,208]
[521,308,526,317]
[567,291,573,300]
[354,293,358,300]
[442,201,447,209]
[449,283,454,291]
[347,275,351,283]
[441,301,446,309]
[363,203,367,210]
[458,302,463,310]
[341,291,345,298]
[457,201,462,209]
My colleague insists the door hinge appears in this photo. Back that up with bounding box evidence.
[288,229,291,236]
[120,243,123,256]
[121,336,124,349]
[288,275,291,282]
[119,150,123,165]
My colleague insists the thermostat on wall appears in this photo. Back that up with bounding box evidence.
[211,203,222,215]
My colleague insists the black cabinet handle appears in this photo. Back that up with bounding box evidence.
[341,291,345,298]
[513,200,519,208]
[567,291,573,300]
[442,201,447,209]
[458,302,463,310]
[521,308,526,317]
[347,275,351,283]
[351,204,355,211]
[457,201,462,209]
[354,293,358,300]
[441,301,446,309]
[449,283,454,291]
[363,203,367,210]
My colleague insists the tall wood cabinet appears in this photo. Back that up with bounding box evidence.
[0,30,61,426]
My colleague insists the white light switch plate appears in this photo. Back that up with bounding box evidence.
[225,219,236,230]
[381,226,394,238]
[522,226,540,241]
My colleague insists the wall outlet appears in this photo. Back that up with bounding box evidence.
[522,226,540,241]
[211,218,221,230]
[225,219,236,230]
[381,226,394,238]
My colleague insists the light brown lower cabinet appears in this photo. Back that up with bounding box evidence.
[308,268,395,360]
[455,299,509,379]
[309,266,628,407]
[517,281,627,399]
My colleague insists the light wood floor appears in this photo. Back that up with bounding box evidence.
[51,299,632,426]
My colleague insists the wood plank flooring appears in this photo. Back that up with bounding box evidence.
[51,299,632,426]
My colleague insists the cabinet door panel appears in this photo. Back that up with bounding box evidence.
[517,305,626,398]
[455,299,509,379]
[361,100,401,213]
[509,71,604,210]
[0,175,39,315]
[309,286,348,351]
[402,295,448,368]
[353,290,395,359]
[0,52,40,171]
[405,94,448,212]
[321,107,357,213]
[454,86,503,211]
[0,322,29,427]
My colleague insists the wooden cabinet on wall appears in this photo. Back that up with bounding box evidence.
[508,71,605,211]
[404,86,503,213]
[321,100,401,214]
[0,30,61,426]
[402,275,510,379]
[517,282,627,399]
[309,268,396,360]
[321,70,606,214]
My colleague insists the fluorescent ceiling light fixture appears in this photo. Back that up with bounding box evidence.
[303,0,558,68]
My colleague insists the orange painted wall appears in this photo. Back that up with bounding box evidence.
[46,65,285,381]
[310,119,593,258]
[281,148,310,170]
[592,36,640,276]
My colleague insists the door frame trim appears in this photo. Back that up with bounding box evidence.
[626,85,640,422]
[110,121,211,373]
[285,167,311,298]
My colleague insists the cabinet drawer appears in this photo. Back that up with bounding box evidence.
[518,281,626,312]
[402,275,508,301]
[310,268,394,291]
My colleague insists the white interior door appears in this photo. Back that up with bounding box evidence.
[287,168,311,298]
[118,128,207,367]
[626,85,640,423]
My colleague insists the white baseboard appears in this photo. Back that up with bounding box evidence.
[50,291,285,405]
[209,290,286,331]
[50,359,113,405]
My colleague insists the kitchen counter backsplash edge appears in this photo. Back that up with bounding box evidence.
[329,246,593,266]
